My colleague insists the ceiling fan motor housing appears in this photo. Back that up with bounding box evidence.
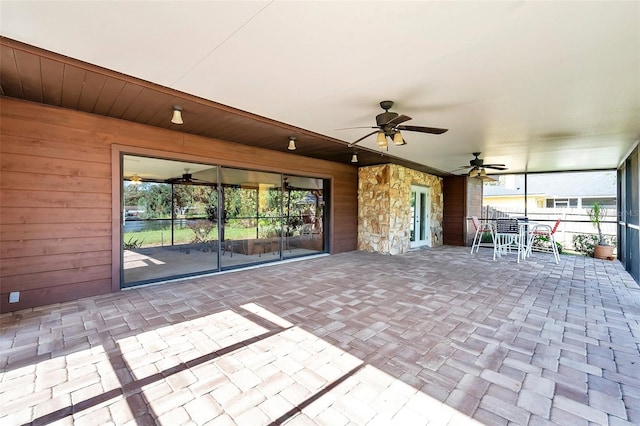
[376,100,398,128]
[376,111,399,127]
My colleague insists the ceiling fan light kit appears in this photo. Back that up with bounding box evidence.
[393,131,404,146]
[376,131,387,148]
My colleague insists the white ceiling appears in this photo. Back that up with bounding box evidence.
[2,1,639,175]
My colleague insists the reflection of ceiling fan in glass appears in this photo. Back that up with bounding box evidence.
[127,174,143,185]
[454,152,507,178]
[166,168,213,185]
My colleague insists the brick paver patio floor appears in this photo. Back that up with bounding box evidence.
[1,246,639,425]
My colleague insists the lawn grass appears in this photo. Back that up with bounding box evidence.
[124,226,258,247]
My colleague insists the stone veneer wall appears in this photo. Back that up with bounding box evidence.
[358,164,443,255]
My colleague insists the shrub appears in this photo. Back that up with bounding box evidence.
[206,206,217,223]
[573,234,616,257]
[573,234,598,257]
[188,220,216,243]
[123,236,144,249]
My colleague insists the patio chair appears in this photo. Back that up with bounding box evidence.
[300,224,314,240]
[470,216,494,254]
[524,219,560,263]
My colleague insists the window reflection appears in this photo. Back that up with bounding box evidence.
[122,156,326,287]
[219,168,282,264]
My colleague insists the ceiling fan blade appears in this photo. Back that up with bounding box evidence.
[396,125,448,134]
[385,114,411,127]
[485,165,508,170]
[335,126,378,131]
[348,130,379,147]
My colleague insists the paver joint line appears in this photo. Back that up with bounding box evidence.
[268,363,366,426]
[19,326,287,425]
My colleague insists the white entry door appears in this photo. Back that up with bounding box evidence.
[410,185,431,248]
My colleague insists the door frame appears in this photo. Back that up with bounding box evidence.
[410,185,432,248]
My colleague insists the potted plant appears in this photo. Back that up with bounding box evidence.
[587,202,613,259]
[286,215,303,236]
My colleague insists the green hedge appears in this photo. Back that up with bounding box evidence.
[572,234,616,257]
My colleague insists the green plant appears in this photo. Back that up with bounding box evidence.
[572,234,598,257]
[532,235,563,254]
[587,202,609,246]
[188,221,216,245]
[287,215,303,231]
[206,206,218,223]
[480,232,494,243]
[259,227,280,238]
[123,236,144,249]
[572,233,616,257]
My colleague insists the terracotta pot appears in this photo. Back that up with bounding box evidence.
[594,245,614,260]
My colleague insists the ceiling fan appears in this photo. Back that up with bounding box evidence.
[455,152,507,178]
[283,177,293,191]
[166,168,212,185]
[126,174,144,185]
[347,100,448,148]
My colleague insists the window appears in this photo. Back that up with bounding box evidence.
[582,197,616,208]
[546,198,578,208]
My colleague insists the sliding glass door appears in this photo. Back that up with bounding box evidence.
[122,155,326,287]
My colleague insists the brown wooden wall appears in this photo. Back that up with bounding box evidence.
[442,175,484,246]
[442,176,467,246]
[0,97,358,312]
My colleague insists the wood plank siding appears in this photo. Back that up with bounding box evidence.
[0,97,358,312]
[442,176,467,246]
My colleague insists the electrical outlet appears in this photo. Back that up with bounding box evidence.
[9,292,20,303]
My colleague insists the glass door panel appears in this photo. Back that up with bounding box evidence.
[410,185,431,248]
[219,167,282,269]
[122,155,219,286]
[283,175,325,259]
